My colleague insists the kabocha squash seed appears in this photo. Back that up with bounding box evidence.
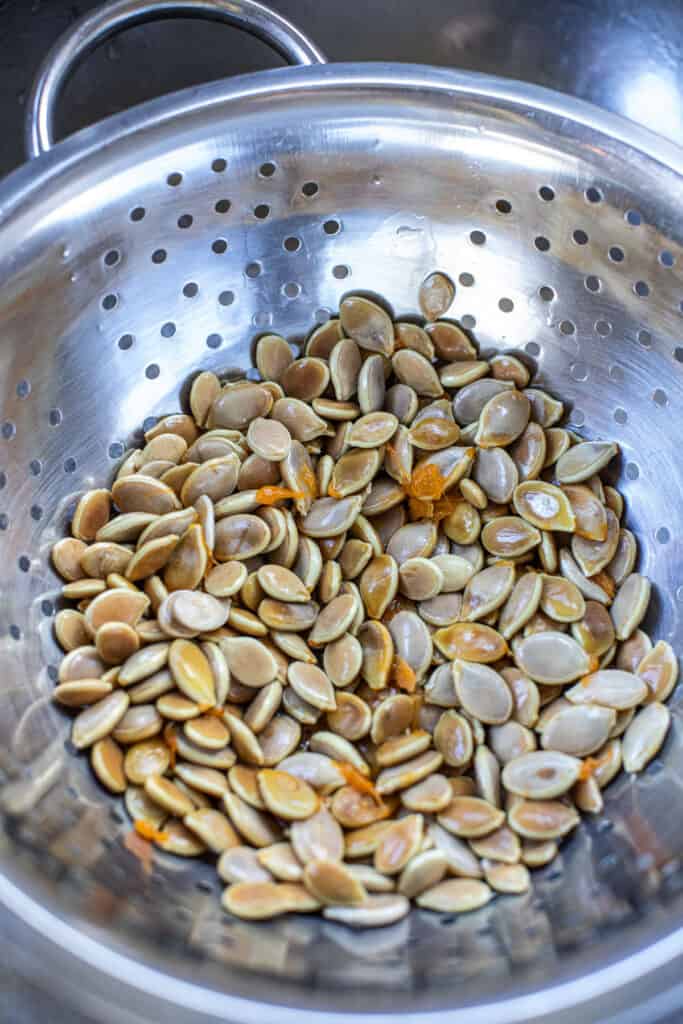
[51,288,671,926]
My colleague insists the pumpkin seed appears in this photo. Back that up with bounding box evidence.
[611,573,651,640]
[622,702,670,772]
[417,878,493,912]
[565,669,647,710]
[514,631,592,683]
[502,750,581,799]
[474,447,518,504]
[556,441,618,484]
[508,799,579,840]
[453,661,512,724]
[541,703,615,757]
[461,563,515,621]
[322,894,409,928]
[433,622,508,663]
[340,296,394,356]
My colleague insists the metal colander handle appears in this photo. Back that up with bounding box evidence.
[25,0,327,159]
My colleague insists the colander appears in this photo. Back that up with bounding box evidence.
[2,1,683,1021]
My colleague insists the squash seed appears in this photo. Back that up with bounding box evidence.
[565,669,647,710]
[622,702,670,772]
[416,878,493,912]
[484,861,530,894]
[555,441,618,483]
[514,631,592,683]
[502,751,581,799]
[541,703,615,757]
[437,796,504,838]
[322,894,409,928]
[91,737,126,793]
[508,799,579,840]
[611,573,651,640]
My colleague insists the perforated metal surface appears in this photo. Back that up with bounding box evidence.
[2,61,683,1023]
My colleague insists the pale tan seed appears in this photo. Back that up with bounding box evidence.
[622,702,670,772]
[256,334,294,381]
[218,846,272,884]
[112,475,181,516]
[513,481,576,532]
[71,690,130,749]
[144,773,195,817]
[376,751,443,795]
[488,721,536,763]
[322,894,409,928]
[461,563,515,621]
[521,839,558,867]
[168,640,215,705]
[437,796,504,838]
[182,713,230,750]
[124,737,171,785]
[117,643,169,687]
[203,561,246,598]
[223,792,281,847]
[508,799,579,840]
[565,669,647,710]
[221,636,277,687]
[509,422,547,480]
[401,774,453,813]
[502,750,581,799]
[475,390,531,448]
[327,693,371,741]
[376,731,431,768]
[523,388,564,428]
[611,573,651,640]
[214,514,271,561]
[259,715,301,765]
[57,645,106,683]
[484,861,530,894]
[291,805,345,863]
[434,622,508,663]
[125,785,167,831]
[91,737,126,793]
[555,441,618,484]
[433,711,473,767]
[84,589,149,634]
[303,858,367,906]
[359,555,399,620]
[541,703,615,757]
[52,537,89,581]
[473,447,518,505]
[112,704,163,744]
[257,842,303,882]
[285,662,335,711]
[481,517,541,558]
[399,558,443,601]
[470,825,521,864]
[452,661,512,724]
[416,878,493,912]
[182,808,240,853]
[514,631,592,684]
[637,641,678,703]
[71,489,111,541]
[257,769,319,820]
[222,881,289,920]
[340,296,394,356]
[80,542,133,579]
[62,578,107,601]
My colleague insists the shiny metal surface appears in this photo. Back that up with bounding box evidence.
[2,3,683,1021]
[4,0,683,181]
[26,0,326,158]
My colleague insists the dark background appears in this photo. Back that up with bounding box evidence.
[2,0,683,180]
[3,0,683,1020]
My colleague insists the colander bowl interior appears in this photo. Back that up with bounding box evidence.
[1,64,683,1023]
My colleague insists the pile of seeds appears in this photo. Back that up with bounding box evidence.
[51,291,675,927]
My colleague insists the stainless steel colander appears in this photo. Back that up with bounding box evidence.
[2,1,683,1021]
